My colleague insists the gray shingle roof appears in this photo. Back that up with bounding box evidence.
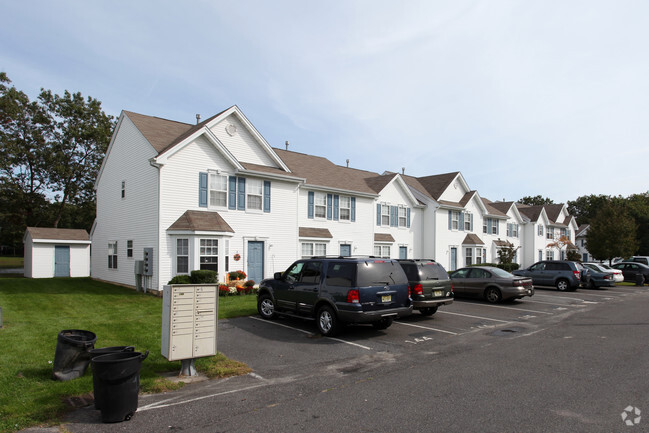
[25,227,89,241]
[299,227,333,238]
[168,210,234,232]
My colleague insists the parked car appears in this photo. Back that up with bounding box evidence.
[449,266,534,303]
[583,262,623,283]
[397,259,453,315]
[580,265,616,289]
[630,256,649,266]
[257,257,412,336]
[610,262,649,284]
[513,260,590,291]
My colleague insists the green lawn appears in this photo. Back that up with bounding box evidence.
[0,278,258,433]
[0,257,23,269]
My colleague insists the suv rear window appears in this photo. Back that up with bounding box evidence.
[357,260,408,287]
[418,262,449,280]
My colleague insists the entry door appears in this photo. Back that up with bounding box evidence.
[247,241,264,283]
[340,244,351,257]
[399,246,407,259]
[54,246,70,277]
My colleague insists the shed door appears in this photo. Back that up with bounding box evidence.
[247,241,264,283]
[54,246,70,277]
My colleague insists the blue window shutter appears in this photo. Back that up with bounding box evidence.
[308,191,314,219]
[351,197,356,222]
[487,218,492,233]
[470,214,473,231]
[263,181,271,213]
[390,206,397,227]
[237,177,245,210]
[459,212,465,231]
[448,210,452,230]
[327,194,333,220]
[407,208,411,228]
[495,220,499,235]
[333,195,339,221]
[377,204,382,226]
[199,172,208,207]
[228,176,236,209]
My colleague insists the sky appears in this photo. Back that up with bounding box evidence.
[2,0,648,204]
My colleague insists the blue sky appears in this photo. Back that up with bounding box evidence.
[2,0,648,203]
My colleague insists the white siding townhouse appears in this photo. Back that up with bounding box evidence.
[91,106,578,292]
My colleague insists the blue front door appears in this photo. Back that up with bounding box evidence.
[247,241,264,283]
[54,246,70,277]
[399,246,407,259]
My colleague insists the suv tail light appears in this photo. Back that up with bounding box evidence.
[573,270,580,280]
[413,283,423,296]
[347,289,360,304]
[450,282,454,294]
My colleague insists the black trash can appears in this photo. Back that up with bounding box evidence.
[52,330,97,381]
[90,346,135,410]
[91,350,149,423]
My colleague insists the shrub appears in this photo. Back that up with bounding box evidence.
[244,280,255,287]
[228,270,247,281]
[190,270,218,284]
[218,284,230,296]
[168,274,191,285]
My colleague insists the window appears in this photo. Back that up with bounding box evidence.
[177,239,189,274]
[108,241,118,269]
[209,173,228,207]
[507,223,519,238]
[538,225,544,236]
[121,181,126,199]
[381,204,390,226]
[200,239,218,271]
[538,250,543,261]
[491,220,498,235]
[301,242,327,258]
[465,247,473,266]
[314,193,327,218]
[547,229,554,240]
[247,179,263,210]
[326,262,355,287]
[340,196,351,221]
[464,213,472,231]
[398,206,407,228]
[546,249,554,260]
[451,211,459,230]
[127,240,133,258]
[374,245,390,258]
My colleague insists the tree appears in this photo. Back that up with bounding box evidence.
[586,202,638,263]
[567,194,613,226]
[625,193,649,255]
[496,242,520,271]
[518,195,554,206]
[38,89,114,227]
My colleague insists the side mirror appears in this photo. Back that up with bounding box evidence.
[274,272,283,280]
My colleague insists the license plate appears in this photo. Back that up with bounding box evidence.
[434,290,443,297]
[381,295,391,303]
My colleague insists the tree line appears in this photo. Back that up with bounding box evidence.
[1,74,647,260]
[0,73,115,254]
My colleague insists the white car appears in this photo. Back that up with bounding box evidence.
[584,262,623,283]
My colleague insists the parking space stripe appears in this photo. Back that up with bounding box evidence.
[466,303,553,315]
[436,311,511,323]
[395,321,459,335]
[526,300,585,307]
[248,316,372,350]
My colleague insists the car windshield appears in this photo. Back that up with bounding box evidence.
[586,263,605,272]
[490,267,514,278]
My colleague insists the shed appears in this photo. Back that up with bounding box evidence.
[23,227,91,278]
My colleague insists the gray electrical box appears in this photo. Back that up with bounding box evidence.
[161,285,218,361]
[143,248,153,276]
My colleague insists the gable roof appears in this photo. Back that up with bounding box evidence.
[415,172,460,201]
[462,233,484,245]
[124,111,195,154]
[24,227,90,242]
[516,204,545,222]
[299,227,333,238]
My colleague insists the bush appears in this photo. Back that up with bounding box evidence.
[244,280,255,287]
[168,274,191,285]
[228,270,247,281]
[191,270,218,284]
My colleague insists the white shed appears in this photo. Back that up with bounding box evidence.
[23,227,91,278]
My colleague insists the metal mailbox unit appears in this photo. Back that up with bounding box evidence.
[161,285,218,365]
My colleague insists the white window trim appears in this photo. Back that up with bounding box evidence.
[246,178,264,212]
[314,193,327,219]
[208,172,228,208]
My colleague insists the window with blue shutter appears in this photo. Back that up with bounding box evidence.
[333,195,339,221]
[237,177,246,210]
[377,204,382,226]
[351,197,356,222]
[228,176,237,209]
[327,194,333,220]
[263,181,271,213]
[199,172,208,207]
[308,191,315,219]
[459,212,465,231]
[390,206,397,227]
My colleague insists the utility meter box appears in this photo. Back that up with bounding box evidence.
[143,248,153,276]
[161,284,218,361]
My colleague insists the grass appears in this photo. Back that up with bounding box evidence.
[0,277,258,433]
[0,257,23,269]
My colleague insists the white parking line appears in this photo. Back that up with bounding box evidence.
[248,316,371,350]
[532,294,593,302]
[437,311,511,323]
[466,303,553,315]
[395,321,459,335]
[526,300,585,307]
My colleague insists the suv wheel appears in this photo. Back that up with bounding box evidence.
[484,287,502,303]
[556,278,569,291]
[258,294,277,320]
[419,307,438,316]
[372,317,393,330]
[317,305,339,337]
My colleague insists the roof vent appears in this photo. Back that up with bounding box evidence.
[285,141,289,150]
[402,167,405,175]
[346,159,350,168]
[196,114,201,124]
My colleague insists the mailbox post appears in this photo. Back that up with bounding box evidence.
[161,284,218,376]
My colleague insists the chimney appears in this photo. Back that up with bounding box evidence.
[402,167,405,175]
[285,141,289,150]
[346,159,350,168]
[196,114,201,124]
